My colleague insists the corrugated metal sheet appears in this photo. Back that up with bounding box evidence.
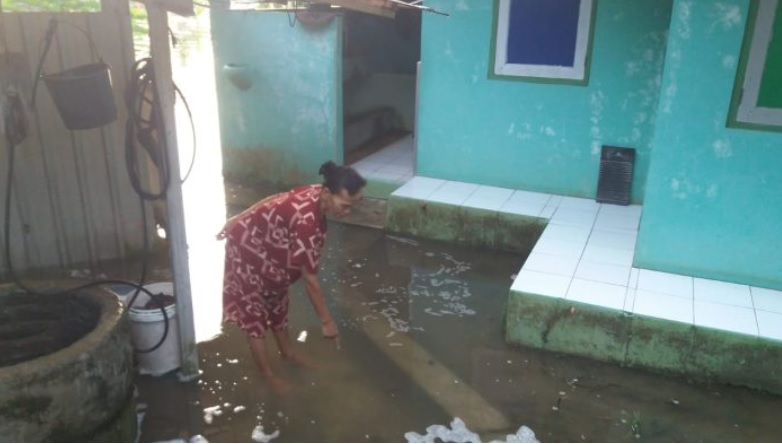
[0,0,152,278]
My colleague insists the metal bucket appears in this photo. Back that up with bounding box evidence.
[42,62,117,130]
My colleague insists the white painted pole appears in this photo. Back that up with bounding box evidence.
[145,3,199,380]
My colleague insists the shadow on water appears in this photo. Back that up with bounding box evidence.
[137,222,782,443]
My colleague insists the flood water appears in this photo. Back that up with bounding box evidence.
[132,8,782,443]
[137,222,782,443]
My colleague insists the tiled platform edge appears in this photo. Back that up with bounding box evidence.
[387,177,782,395]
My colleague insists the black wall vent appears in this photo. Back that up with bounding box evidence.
[596,146,635,206]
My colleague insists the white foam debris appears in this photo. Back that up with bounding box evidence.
[189,435,209,443]
[405,417,480,443]
[203,405,223,424]
[226,358,239,364]
[251,425,280,443]
[297,330,308,342]
[404,418,538,443]
[234,405,246,413]
[497,425,539,443]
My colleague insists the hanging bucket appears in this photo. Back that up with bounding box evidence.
[43,62,117,130]
[33,19,118,131]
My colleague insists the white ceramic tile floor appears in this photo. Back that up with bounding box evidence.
[350,135,414,184]
[463,185,514,211]
[390,176,782,342]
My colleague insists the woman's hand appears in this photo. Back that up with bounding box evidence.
[216,214,242,240]
[321,317,339,339]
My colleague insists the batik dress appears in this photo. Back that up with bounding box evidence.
[222,185,327,338]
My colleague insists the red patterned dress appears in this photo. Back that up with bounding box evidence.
[222,185,327,338]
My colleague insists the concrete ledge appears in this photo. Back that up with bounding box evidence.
[386,176,782,395]
[507,289,782,395]
[363,178,404,200]
[386,195,546,253]
[506,291,631,365]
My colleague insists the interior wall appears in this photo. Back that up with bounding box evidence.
[342,11,419,137]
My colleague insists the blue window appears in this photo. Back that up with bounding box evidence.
[730,0,782,129]
[492,0,595,82]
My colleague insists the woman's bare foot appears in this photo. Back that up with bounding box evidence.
[282,352,318,369]
[267,375,295,395]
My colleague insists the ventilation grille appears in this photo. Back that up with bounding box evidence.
[596,146,635,206]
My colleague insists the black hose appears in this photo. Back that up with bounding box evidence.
[5,58,172,354]
[7,32,198,357]
[2,130,170,353]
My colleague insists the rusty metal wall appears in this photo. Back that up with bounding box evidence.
[0,0,153,278]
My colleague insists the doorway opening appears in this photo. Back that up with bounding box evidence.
[341,9,419,185]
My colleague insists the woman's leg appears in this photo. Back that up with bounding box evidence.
[246,334,293,393]
[269,292,316,368]
[272,329,317,368]
[246,335,275,378]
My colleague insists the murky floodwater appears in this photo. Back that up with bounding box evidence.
[136,222,782,443]
[132,9,782,444]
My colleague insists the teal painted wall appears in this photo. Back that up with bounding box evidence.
[211,10,342,185]
[417,0,672,203]
[636,0,782,290]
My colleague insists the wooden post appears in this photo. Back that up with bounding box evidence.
[145,3,199,380]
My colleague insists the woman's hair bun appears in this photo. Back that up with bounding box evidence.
[319,160,337,177]
[319,160,366,195]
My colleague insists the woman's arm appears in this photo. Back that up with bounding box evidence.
[300,268,338,338]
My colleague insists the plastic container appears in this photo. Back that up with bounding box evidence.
[105,282,181,376]
[43,62,118,130]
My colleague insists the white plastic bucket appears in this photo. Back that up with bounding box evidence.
[106,282,181,376]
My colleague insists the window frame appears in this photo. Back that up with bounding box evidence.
[728,0,782,131]
[489,0,597,85]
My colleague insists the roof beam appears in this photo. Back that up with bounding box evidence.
[310,0,396,18]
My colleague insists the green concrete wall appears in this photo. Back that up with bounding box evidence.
[506,289,782,395]
[417,0,672,203]
[386,196,546,253]
[211,10,343,186]
[635,0,782,290]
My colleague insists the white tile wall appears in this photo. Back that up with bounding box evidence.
[391,176,782,342]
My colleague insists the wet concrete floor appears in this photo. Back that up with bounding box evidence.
[135,219,782,443]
